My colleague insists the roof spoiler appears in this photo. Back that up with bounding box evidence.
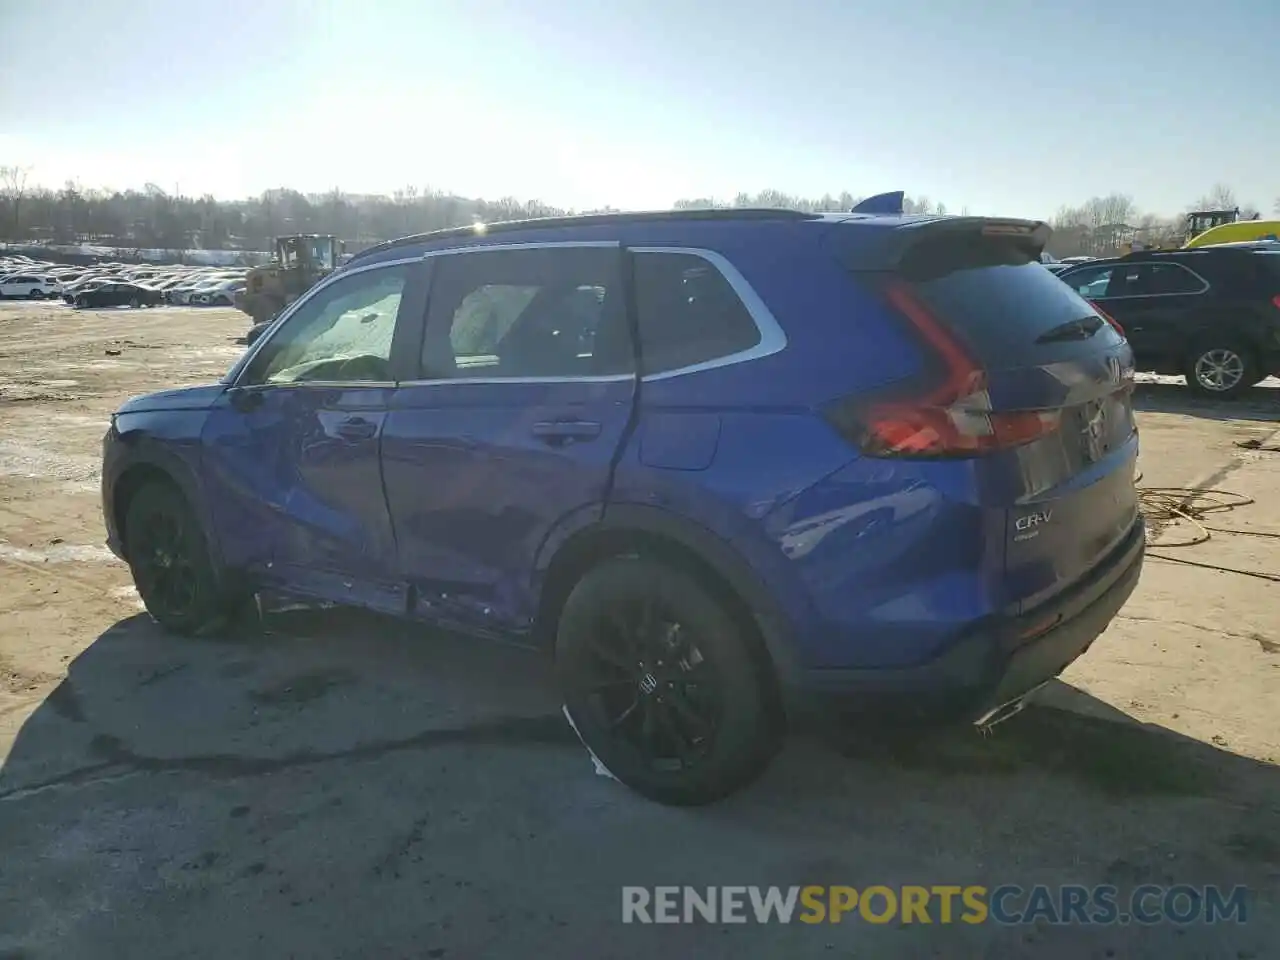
[833,216,1053,271]
[850,191,905,215]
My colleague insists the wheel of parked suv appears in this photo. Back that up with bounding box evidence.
[75,296,87,308]
[123,480,245,635]
[555,556,779,805]
[28,288,41,299]
[1183,339,1257,399]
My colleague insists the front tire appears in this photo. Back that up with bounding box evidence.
[1183,339,1257,399]
[123,481,243,635]
[555,557,778,805]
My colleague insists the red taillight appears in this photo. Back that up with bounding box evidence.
[825,282,1061,458]
[1089,300,1124,337]
[1271,294,1280,311]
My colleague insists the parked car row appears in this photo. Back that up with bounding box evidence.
[1053,241,1280,398]
[0,253,248,308]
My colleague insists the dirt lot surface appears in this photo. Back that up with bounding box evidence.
[1,299,1278,958]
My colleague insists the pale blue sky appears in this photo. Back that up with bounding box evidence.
[1,0,1276,218]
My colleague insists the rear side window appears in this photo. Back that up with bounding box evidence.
[1140,262,1206,295]
[903,240,1108,366]
[1254,252,1280,287]
[632,252,761,376]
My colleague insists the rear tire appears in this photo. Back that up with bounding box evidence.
[123,481,246,636]
[555,556,779,805]
[1183,338,1257,399]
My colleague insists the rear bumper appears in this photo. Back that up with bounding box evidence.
[783,517,1145,723]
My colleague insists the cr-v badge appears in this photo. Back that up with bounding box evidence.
[1013,509,1053,541]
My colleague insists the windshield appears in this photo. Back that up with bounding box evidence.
[310,238,332,267]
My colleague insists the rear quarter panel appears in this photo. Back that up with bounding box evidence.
[596,222,937,667]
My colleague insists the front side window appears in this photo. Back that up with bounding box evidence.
[1063,266,1114,299]
[422,246,628,379]
[243,264,410,385]
[632,252,761,376]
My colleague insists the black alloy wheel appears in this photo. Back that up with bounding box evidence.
[123,481,243,635]
[580,595,722,772]
[557,557,777,805]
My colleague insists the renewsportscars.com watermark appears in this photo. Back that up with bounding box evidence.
[622,885,1249,926]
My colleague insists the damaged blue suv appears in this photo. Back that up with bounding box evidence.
[102,200,1145,805]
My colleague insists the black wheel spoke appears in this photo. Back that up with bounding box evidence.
[584,676,635,693]
[639,698,660,753]
[587,634,633,672]
[637,600,657,654]
[665,685,714,741]
[653,700,697,765]
[608,694,642,729]
[605,610,640,661]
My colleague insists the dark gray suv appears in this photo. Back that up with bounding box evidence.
[1057,244,1280,398]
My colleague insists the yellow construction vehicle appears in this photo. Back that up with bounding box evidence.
[1184,214,1280,248]
[234,234,343,325]
[1183,208,1241,243]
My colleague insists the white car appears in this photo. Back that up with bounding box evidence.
[0,274,61,299]
[191,278,247,306]
[173,276,239,304]
[169,281,219,304]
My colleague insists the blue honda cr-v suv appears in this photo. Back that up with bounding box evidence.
[101,203,1145,805]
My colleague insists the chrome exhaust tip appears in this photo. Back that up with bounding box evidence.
[974,682,1048,731]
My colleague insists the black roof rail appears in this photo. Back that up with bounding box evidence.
[348,207,821,263]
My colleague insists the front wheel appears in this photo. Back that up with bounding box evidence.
[556,557,779,806]
[75,297,87,308]
[123,481,244,635]
[1183,340,1257,399]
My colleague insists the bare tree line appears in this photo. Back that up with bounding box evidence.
[0,163,1274,259]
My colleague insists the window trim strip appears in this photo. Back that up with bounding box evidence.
[232,240,789,389]
[1072,259,1211,301]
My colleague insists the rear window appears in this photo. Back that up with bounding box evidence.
[1254,252,1280,285]
[901,239,1111,366]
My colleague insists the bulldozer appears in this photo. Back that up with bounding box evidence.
[1181,208,1242,245]
[234,234,343,325]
